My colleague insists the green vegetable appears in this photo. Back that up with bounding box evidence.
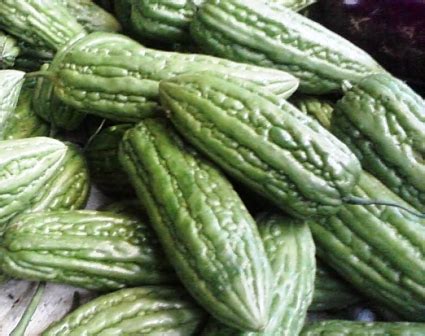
[159,72,361,218]
[0,70,25,139]
[0,0,86,50]
[59,0,121,32]
[46,31,299,122]
[290,95,335,130]
[0,137,89,233]
[101,200,143,216]
[14,42,54,72]
[1,210,175,290]
[119,118,272,331]
[332,73,425,211]
[309,172,425,321]
[33,64,86,130]
[269,0,316,11]
[114,0,133,32]
[3,86,50,140]
[42,286,206,335]
[191,0,382,94]
[85,124,134,196]
[310,262,361,312]
[201,212,315,336]
[0,31,20,68]
[301,320,425,336]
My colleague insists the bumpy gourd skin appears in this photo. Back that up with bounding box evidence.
[191,0,383,94]
[0,70,25,139]
[0,138,89,233]
[290,95,335,131]
[42,286,206,335]
[48,32,298,122]
[160,72,361,218]
[301,320,425,336]
[1,210,175,290]
[201,213,315,336]
[0,0,86,50]
[333,73,425,211]
[310,172,425,322]
[119,118,272,331]
[0,32,20,69]
[85,124,134,196]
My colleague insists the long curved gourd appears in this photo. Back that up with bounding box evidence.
[44,32,298,122]
[42,286,206,335]
[0,0,86,50]
[309,171,425,321]
[159,72,361,218]
[0,137,89,233]
[119,118,272,331]
[301,320,425,336]
[201,212,315,336]
[191,0,383,94]
[0,70,25,139]
[1,210,175,290]
[0,32,20,69]
[332,73,425,211]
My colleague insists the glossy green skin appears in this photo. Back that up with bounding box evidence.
[160,72,361,218]
[333,73,425,211]
[59,0,121,33]
[0,0,86,50]
[119,118,272,331]
[131,0,204,44]
[2,87,50,140]
[290,95,335,130]
[0,70,25,139]
[191,0,383,94]
[301,321,425,336]
[0,137,89,233]
[43,286,206,335]
[1,210,175,290]
[33,64,86,130]
[310,262,361,312]
[309,172,425,321]
[0,32,20,68]
[201,212,315,336]
[86,124,134,196]
[49,32,298,122]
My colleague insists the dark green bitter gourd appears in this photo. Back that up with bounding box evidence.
[119,118,272,331]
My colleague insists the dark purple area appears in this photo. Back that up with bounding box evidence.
[317,0,425,90]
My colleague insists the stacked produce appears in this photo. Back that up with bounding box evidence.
[0,0,424,335]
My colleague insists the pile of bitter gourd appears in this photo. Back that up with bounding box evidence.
[1,0,425,335]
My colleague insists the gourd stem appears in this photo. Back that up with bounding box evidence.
[343,196,425,219]
[10,282,46,336]
[84,118,106,152]
[25,71,52,79]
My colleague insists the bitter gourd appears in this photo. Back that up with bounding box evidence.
[0,137,89,233]
[309,171,425,321]
[46,32,299,122]
[101,199,144,217]
[201,212,315,336]
[42,286,206,335]
[159,72,361,218]
[290,95,335,130]
[301,320,425,336]
[1,210,175,290]
[332,73,425,211]
[85,124,134,196]
[271,0,316,12]
[0,70,25,139]
[191,0,383,94]
[0,32,20,69]
[14,42,54,72]
[0,0,86,50]
[119,118,272,331]
[2,85,50,140]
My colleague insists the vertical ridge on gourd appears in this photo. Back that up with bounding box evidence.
[0,0,86,50]
[0,70,25,139]
[159,72,361,218]
[201,213,315,336]
[190,0,383,94]
[332,73,425,211]
[1,210,175,290]
[119,118,272,331]
[0,32,20,69]
[45,32,298,122]
[42,286,206,335]
[309,171,425,321]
